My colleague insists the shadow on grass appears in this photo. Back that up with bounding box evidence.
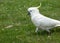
[31,27,60,36]
[54,27,60,32]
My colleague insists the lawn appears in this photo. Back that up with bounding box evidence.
[0,0,60,43]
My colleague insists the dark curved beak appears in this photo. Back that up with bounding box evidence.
[28,12,30,15]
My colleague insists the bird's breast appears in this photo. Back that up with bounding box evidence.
[31,16,41,27]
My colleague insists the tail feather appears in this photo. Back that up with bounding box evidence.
[57,24,60,26]
[56,22,60,27]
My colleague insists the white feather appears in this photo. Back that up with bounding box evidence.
[28,7,60,32]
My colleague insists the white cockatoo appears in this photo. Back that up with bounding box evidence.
[27,3,60,35]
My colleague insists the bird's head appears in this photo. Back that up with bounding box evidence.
[27,3,41,15]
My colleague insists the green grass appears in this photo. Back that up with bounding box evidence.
[0,0,60,43]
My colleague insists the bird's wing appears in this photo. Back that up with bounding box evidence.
[39,16,60,27]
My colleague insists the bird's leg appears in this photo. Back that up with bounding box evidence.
[46,30,51,37]
[35,27,38,33]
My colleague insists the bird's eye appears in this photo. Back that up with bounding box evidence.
[30,10,32,12]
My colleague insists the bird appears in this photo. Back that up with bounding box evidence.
[27,3,60,36]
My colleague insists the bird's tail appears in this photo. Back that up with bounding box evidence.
[56,22,60,27]
[55,21,60,27]
[56,24,60,26]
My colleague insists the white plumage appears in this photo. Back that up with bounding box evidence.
[28,7,60,34]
